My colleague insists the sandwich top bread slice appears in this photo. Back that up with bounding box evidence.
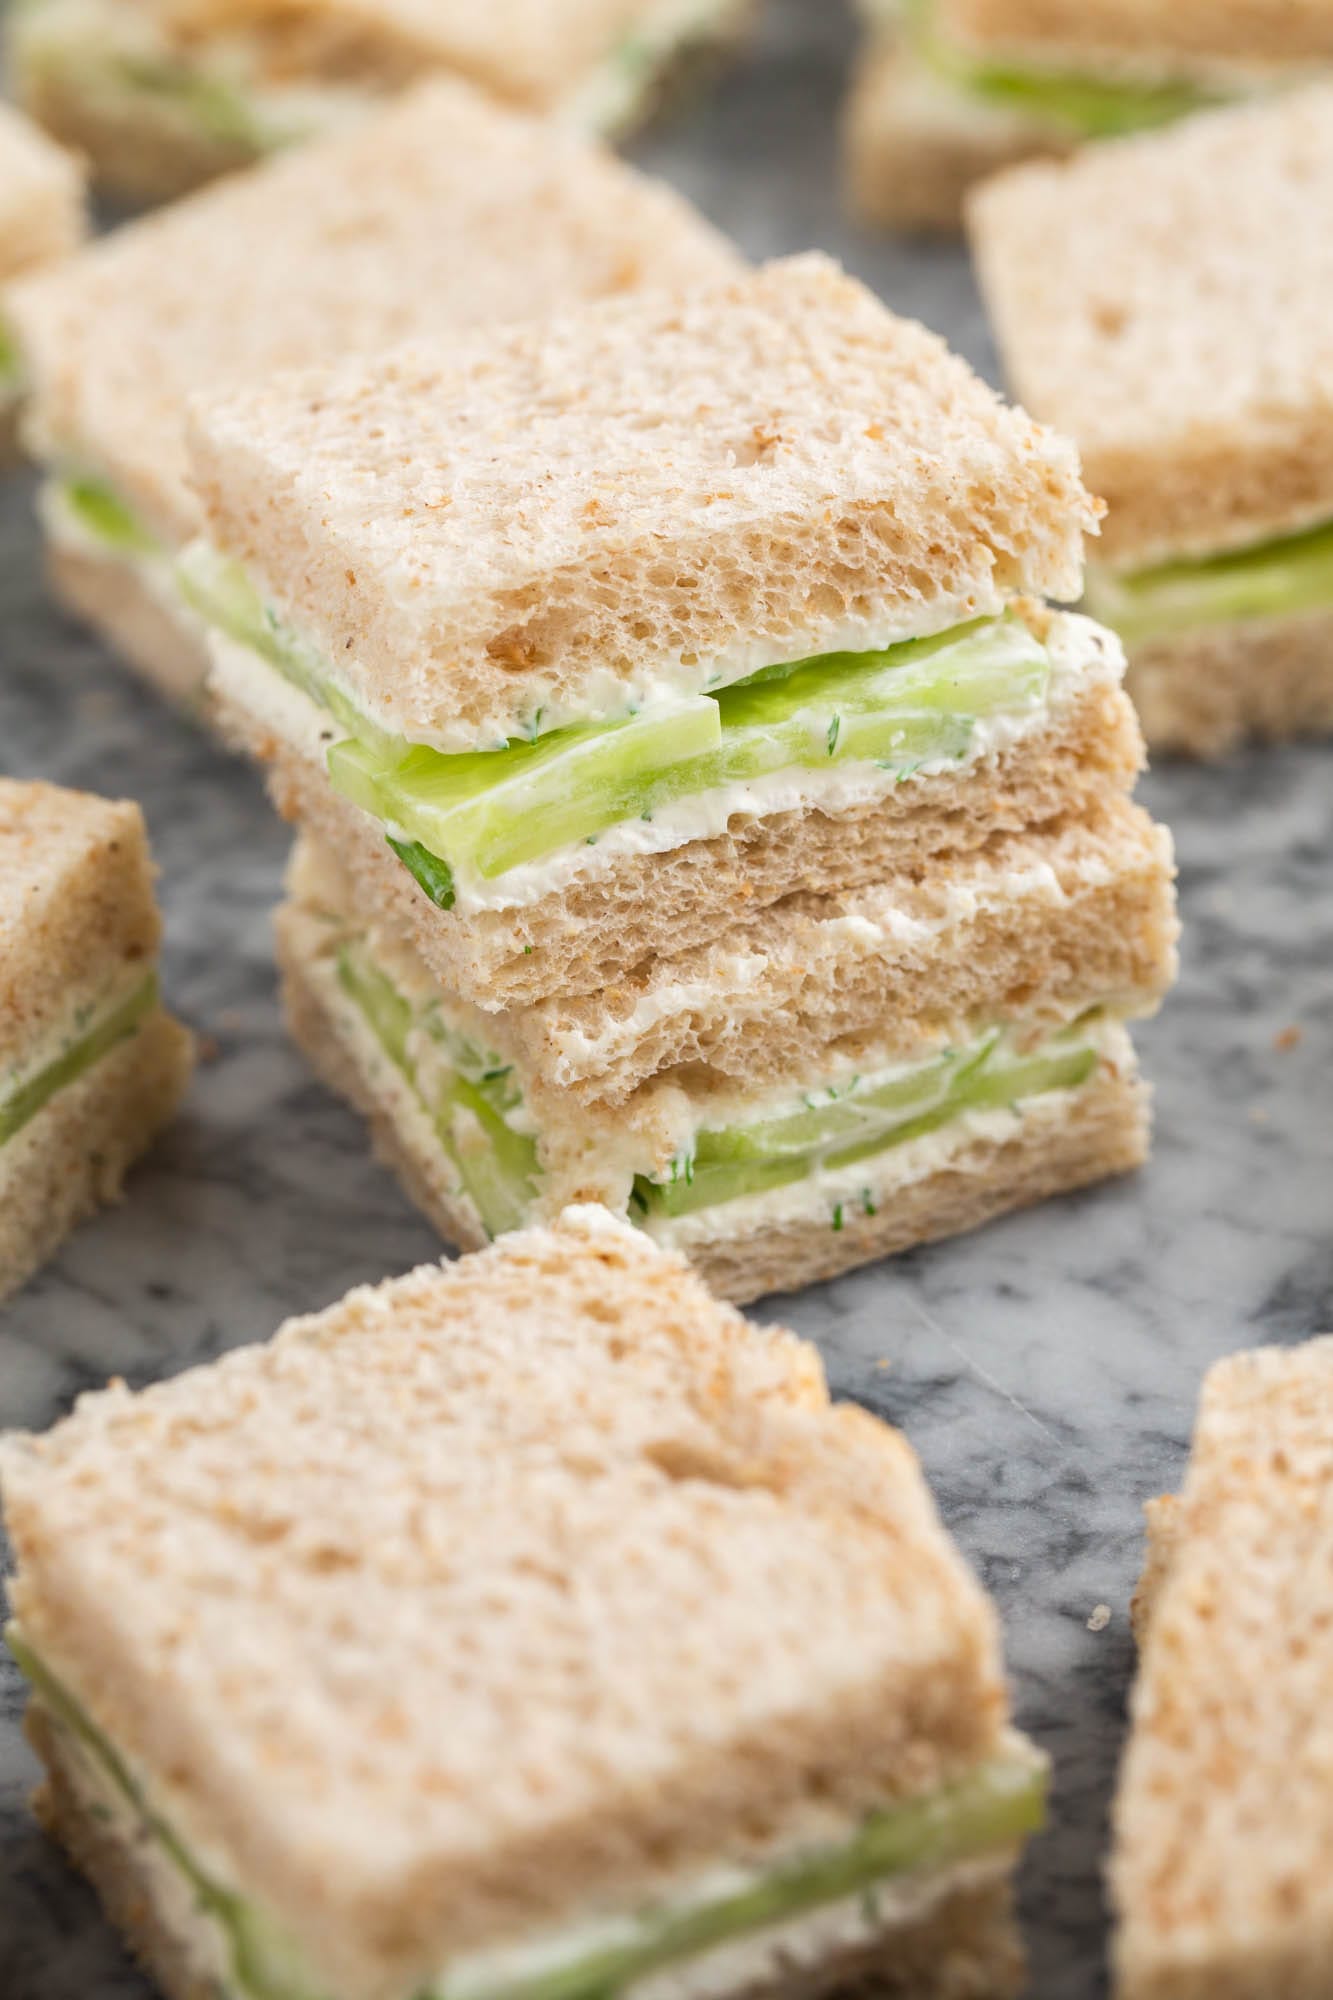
[8,0,753,203]
[0,104,84,450]
[277,792,1176,1300]
[2,1205,1047,2000]
[3,75,740,712]
[187,252,1142,1007]
[0,779,193,1302]
[969,85,1333,754]
[845,0,1323,231]
[1111,1337,1333,2000]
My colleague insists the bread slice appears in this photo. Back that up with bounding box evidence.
[0,102,84,285]
[44,540,213,716]
[844,37,1073,233]
[968,86,1333,571]
[1111,1338,1333,2000]
[0,780,193,1300]
[9,0,754,203]
[939,0,1333,70]
[1122,600,1333,758]
[188,254,1096,746]
[274,793,1173,1300]
[2,1205,1044,2000]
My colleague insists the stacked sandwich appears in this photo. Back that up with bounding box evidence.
[845,0,1333,230]
[970,85,1333,755]
[8,0,754,204]
[0,103,83,452]
[182,254,1177,1301]
[0,780,192,1302]
[1,1204,1049,2000]
[2,76,739,713]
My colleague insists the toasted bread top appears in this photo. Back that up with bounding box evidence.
[940,0,1333,66]
[6,75,740,547]
[969,86,1333,567]
[2,1207,1011,2000]
[0,779,161,1075]
[0,104,84,284]
[1112,1337,1333,1992]
[188,253,1095,746]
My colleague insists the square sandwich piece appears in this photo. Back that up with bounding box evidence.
[1111,1337,1333,1999]
[0,103,84,454]
[845,0,1330,231]
[970,86,1333,756]
[2,76,740,715]
[0,780,193,1302]
[1,1206,1047,2000]
[8,0,754,204]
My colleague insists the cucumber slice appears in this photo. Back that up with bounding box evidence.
[638,1032,1097,1220]
[336,944,411,1076]
[0,973,158,1147]
[0,317,23,396]
[1087,516,1333,646]
[59,474,162,558]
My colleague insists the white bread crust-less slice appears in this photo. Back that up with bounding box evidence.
[1111,1338,1333,2000]
[0,103,84,281]
[968,87,1333,569]
[0,780,161,1072]
[1122,600,1333,758]
[6,75,741,550]
[940,0,1333,65]
[1,1209,1015,2000]
[187,254,1099,746]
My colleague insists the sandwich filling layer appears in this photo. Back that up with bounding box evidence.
[10,0,745,158]
[11,1627,1045,2000]
[0,968,159,1148]
[181,537,1116,915]
[317,915,1131,1244]
[1085,516,1333,648]
[898,0,1234,136]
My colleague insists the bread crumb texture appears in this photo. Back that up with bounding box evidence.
[940,0,1333,63]
[188,253,1095,742]
[0,779,161,1071]
[0,101,83,282]
[7,75,739,546]
[969,85,1333,566]
[1112,1337,1333,2000]
[1,1209,1009,2000]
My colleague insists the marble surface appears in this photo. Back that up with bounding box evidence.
[2,4,1332,1996]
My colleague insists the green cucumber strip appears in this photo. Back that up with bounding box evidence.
[8,1626,1043,2000]
[328,619,1048,884]
[336,944,411,1076]
[0,972,158,1148]
[0,318,23,397]
[1085,516,1333,646]
[432,1753,1045,2000]
[57,474,162,559]
[637,1032,1098,1220]
[116,55,273,150]
[386,835,456,912]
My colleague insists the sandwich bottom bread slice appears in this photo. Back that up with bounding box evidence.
[0,780,193,1302]
[0,103,83,457]
[276,791,1176,1303]
[1110,1338,1333,1999]
[2,1205,1046,2000]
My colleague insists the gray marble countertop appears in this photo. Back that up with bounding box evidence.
[2,5,1331,1996]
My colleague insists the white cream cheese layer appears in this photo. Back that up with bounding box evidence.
[207,611,1122,919]
[39,477,202,639]
[29,1671,1025,2000]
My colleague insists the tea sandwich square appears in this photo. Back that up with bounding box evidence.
[2,1208,1047,2000]
[970,86,1333,757]
[1111,1337,1333,1999]
[3,76,740,715]
[190,254,1176,1296]
[7,0,754,204]
[0,102,84,450]
[846,0,1333,232]
[0,780,193,1303]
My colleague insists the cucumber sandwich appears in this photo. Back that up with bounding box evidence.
[6,0,753,205]
[0,103,83,452]
[1,1205,1048,2000]
[192,253,1176,1297]
[1,77,739,711]
[971,86,1333,756]
[0,780,192,1302]
[846,0,1325,232]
